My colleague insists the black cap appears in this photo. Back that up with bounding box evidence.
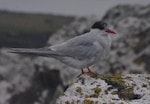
[91,21,108,30]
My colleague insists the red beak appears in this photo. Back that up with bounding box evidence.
[105,29,116,34]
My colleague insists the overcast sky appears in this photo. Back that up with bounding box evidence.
[0,0,150,17]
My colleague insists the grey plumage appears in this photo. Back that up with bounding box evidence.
[6,21,116,70]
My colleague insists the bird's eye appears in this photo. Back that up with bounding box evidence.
[103,23,106,27]
[103,23,107,28]
[99,22,108,30]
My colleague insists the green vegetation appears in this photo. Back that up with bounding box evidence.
[76,87,82,94]
[0,10,74,48]
[90,87,101,98]
[83,99,95,104]
[89,73,141,100]
[60,93,67,97]
[65,100,75,104]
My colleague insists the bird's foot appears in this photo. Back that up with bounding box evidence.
[77,69,85,77]
[87,67,95,74]
[81,68,85,74]
[79,68,94,76]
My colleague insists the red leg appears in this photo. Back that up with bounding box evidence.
[81,68,84,74]
[87,67,94,74]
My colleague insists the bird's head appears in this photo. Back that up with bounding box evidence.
[91,21,116,34]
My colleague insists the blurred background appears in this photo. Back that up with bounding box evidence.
[0,0,150,104]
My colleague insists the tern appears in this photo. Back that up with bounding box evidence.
[7,21,116,74]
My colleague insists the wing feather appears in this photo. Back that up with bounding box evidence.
[50,35,104,60]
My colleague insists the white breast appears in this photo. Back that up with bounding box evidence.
[57,56,95,69]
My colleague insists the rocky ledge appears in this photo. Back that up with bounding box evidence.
[56,73,150,104]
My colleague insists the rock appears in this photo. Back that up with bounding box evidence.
[101,4,150,74]
[0,4,150,104]
[9,69,63,104]
[0,50,64,104]
[56,73,150,104]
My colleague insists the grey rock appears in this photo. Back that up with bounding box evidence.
[56,73,150,104]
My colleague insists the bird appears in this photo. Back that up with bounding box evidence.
[6,21,116,74]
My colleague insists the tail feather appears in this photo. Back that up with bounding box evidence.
[5,48,62,57]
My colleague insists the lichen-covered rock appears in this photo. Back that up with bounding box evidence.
[56,73,150,104]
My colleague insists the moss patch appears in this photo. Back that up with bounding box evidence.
[89,87,101,98]
[83,99,95,104]
[60,93,67,97]
[89,73,141,100]
[76,87,82,94]
[105,90,108,94]
[65,100,75,104]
